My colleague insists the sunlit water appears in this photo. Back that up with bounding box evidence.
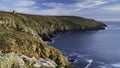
[50,21,120,68]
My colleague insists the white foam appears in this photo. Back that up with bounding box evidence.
[51,39,55,43]
[99,66,106,68]
[69,52,78,56]
[87,59,93,63]
[53,36,59,39]
[111,62,120,67]
[106,25,120,30]
[99,62,120,68]
[69,52,88,58]
[45,41,51,44]
[74,60,78,63]
[97,61,105,65]
[77,54,83,57]
[85,59,93,68]
[45,39,55,44]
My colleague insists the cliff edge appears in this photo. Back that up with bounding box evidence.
[0,11,106,68]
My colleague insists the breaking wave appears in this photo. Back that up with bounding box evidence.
[61,51,120,68]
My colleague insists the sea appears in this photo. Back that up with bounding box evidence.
[50,21,120,68]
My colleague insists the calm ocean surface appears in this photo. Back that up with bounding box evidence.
[51,21,120,68]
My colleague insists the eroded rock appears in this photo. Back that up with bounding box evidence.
[0,51,58,68]
[0,16,16,29]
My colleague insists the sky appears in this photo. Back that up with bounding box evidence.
[0,0,120,21]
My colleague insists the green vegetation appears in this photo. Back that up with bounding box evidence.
[0,11,106,35]
[0,11,106,68]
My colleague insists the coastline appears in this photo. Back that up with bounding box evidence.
[0,11,106,68]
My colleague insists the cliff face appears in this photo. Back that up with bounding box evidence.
[0,11,106,67]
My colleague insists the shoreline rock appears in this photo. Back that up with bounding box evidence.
[0,51,57,68]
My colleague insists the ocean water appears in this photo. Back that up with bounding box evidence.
[50,21,120,68]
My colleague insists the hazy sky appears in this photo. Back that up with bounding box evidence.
[0,0,120,21]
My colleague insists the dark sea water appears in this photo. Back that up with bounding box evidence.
[50,21,120,68]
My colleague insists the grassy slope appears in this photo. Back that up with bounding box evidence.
[0,11,106,67]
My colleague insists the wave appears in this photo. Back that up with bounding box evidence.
[98,62,120,68]
[85,59,93,68]
[58,51,120,68]
[111,62,120,68]
[106,25,120,31]
[64,52,94,68]
[52,49,120,68]
[62,51,116,68]
[45,35,61,44]
[99,66,106,68]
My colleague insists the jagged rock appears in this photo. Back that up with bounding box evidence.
[0,52,15,68]
[0,51,26,68]
[0,51,58,68]
[33,58,57,68]
[15,54,37,65]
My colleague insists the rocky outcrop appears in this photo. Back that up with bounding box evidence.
[0,16,70,67]
[0,16,16,30]
[33,58,57,68]
[0,51,57,68]
[0,33,69,66]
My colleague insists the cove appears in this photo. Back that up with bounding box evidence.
[51,21,120,68]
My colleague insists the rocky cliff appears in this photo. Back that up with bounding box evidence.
[0,11,106,68]
[0,51,58,68]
